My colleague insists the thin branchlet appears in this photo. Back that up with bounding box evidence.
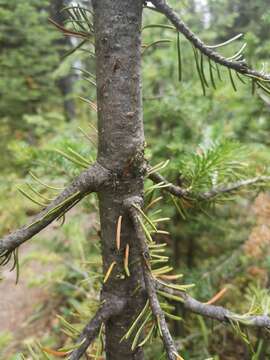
[155,281,270,329]
[148,167,270,201]
[125,198,179,360]
[151,0,270,83]
[0,163,110,259]
[147,167,189,198]
[69,294,126,360]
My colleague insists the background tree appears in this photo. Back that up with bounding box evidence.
[49,0,77,121]
[0,0,71,173]
[0,0,61,124]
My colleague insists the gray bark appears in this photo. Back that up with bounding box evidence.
[93,1,146,359]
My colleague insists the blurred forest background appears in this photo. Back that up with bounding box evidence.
[1,0,270,359]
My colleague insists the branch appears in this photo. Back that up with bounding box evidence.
[69,294,126,360]
[199,176,270,200]
[151,0,270,81]
[148,170,188,198]
[0,162,110,257]
[148,169,270,201]
[155,281,270,329]
[124,197,270,359]
[125,197,179,360]
[49,18,90,39]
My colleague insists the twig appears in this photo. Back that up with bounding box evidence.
[148,169,270,201]
[155,281,270,329]
[0,163,110,256]
[148,170,188,198]
[48,18,89,39]
[199,176,270,200]
[69,294,126,360]
[151,0,270,81]
[125,197,179,360]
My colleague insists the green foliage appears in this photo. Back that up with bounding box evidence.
[0,331,13,356]
[179,141,248,191]
[0,0,62,123]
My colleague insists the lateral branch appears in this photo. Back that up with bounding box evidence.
[151,0,270,81]
[199,176,270,200]
[0,162,109,257]
[148,169,189,198]
[148,170,270,201]
[125,197,179,360]
[155,281,270,329]
[69,294,126,360]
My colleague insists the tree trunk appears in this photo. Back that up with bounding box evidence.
[93,1,145,359]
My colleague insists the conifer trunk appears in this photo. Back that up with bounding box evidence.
[93,1,145,359]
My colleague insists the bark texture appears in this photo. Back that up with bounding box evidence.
[93,1,145,359]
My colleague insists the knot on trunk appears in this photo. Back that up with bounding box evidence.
[123,196,143,210]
